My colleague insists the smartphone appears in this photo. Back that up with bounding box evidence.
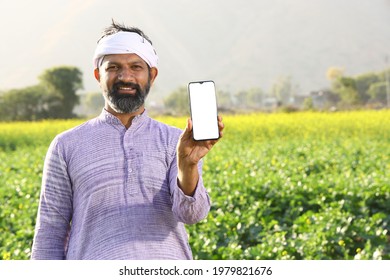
[188,80,219,141]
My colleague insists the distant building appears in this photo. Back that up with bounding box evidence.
[310,91,326,109]
[291,95,308,109]
[310,90,339,110]
[262,96,278,111]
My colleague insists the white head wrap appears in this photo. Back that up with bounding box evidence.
[93,31,158,69]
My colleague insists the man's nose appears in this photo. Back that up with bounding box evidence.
[118,67,135,82]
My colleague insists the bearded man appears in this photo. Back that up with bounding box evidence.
[31,21,224,260]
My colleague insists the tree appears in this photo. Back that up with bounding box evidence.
[216,90,234,112]
[303,97,314,110]
[354,72,379,104]
[83,92,105,117]
[234,87,264,110]
[0,65,84,121]
[163,86,189,116]
[234,90,250,110]
[367,82,388,104]
[39,66,83,118]
[328,68,390,107]
[326,67,344,81]
[270,76,297,106]
[334,77,360,106]
[0,85,51,121]
[247,88,264,109]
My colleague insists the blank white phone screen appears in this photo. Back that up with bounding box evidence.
[188,81,219,141]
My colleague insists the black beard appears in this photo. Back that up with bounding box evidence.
[107,81,150,114]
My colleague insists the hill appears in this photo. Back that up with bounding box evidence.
[1,0,390,103]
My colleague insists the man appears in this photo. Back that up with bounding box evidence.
[31,21,224,260]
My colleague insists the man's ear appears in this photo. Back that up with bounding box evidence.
[94,68,100,82]
[149,67,158,85]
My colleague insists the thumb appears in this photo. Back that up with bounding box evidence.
[186,118,193,132]
[180,118,193,141]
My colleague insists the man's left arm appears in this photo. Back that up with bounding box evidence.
[170,116,224,224]
[176,116,224,195]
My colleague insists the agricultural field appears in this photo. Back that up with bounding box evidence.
[0,110,389,260]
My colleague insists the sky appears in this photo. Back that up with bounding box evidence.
[1,0,390,102]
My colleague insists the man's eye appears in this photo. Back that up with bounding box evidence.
[107,65,119,71]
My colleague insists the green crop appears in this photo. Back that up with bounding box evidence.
[0,110,389,260]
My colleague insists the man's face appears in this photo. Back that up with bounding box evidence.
[95,53,158,114]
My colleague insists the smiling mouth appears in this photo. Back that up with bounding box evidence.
[117,86,137,94]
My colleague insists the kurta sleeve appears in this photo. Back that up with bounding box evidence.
[31,137,73,259]
[168,157,211,225]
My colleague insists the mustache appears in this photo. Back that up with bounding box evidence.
[112,82,142,93]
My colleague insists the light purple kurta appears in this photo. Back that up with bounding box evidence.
[31,109,211,260]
